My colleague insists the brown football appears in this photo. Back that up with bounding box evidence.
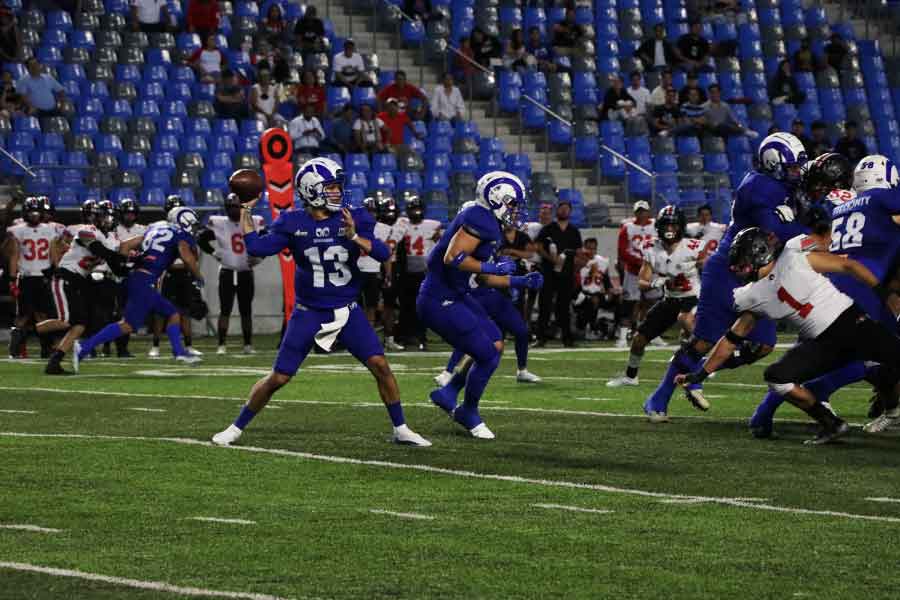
[228,169,264,203]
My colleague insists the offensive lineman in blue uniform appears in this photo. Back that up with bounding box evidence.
[211,158,431,447]
[644,132,810,419]
[418,172,544,439]
[72,207,205,371]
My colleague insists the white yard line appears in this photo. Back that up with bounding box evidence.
[0,524,62,533]
[865,497,900,503]
[369,509,434,521]
[0,409,37,414]
[126,408,167,413]
[0,562,290,600]
[532,503,613,515]
[3,432,899,524]
[188,517,256,525]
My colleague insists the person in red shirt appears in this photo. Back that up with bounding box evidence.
[293,69,325,117]
[185,0,219,41]
[377,98,422,151]
[376,71,428,112]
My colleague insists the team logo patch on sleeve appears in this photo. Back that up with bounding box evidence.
[800,236,818,251]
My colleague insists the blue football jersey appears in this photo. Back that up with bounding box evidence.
[245,207,387,310]
[136,223,197,279]
[420,205,502,300]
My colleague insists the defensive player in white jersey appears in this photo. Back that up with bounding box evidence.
[615,200,657,347]
[393,194,442,350]
[358,194,405,351]
[7,197,62,358]
[607,206,707,401]
[37,201,128,374]
[106,198,147,358]
[85,200,124,359]
[677,226,900,444]
[202,193,264,355]
[685,203,726,255]
[522,202,553,327]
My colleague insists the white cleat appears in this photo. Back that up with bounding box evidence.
[516,369,542,383]
[434,370,453,387]
[175,354,202,364]
[614,337,629,349]
[385,339,406,351]
[148,346,160,359]
[606,375,639,387]
[216,345,227,355]
[469,423,496,439]
[650,337,668,347]
[242,345,256,354]
[186,346,203,356]
[646,411,670,423]
[392,424,432,447]
[212,424,243,446]
[863,408,900,433]
[72,341,81,374]
[685,388,711,411]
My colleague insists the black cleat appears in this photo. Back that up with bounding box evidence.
[803,420,850,445]
[868,393,885,419]
[44,362,72,376]
[117,351,134,359]
[8,327,24,358]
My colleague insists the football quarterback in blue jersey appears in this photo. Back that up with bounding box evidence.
[72,207,205,372]
[417,172,544,439]
[646,132,810,421]
[212,158,431,447]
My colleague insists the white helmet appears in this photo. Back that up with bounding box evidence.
[758,132,808,183]
[474,170,525,227]
[852,154,900,192]
[167,206,200,236]
[295,157,344,212]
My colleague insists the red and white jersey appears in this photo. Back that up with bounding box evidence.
[644,237,704,298]
[618,218,656,275]
[46,220,67,239]
[358,220,402,273]
[58,224,109,277]
[733,235,852,340]
[117,223,147,242]
[825,187,858,208]
[7,222,60,276]
[208,215,264,272]
[394,217,442,273]
[579,254,612,294]
[686,220,726,254]
[92,230,121,276]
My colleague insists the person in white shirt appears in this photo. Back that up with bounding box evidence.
[574,237,622,341]
[131,0,169,33]
[627,70,651,117]
[685,203,727,255]
[332,38,367,87]
[249,68,285,127]
[431,72,466,122]
[353,104,386,154]
[648,68,673,109]
[288,102,325,155]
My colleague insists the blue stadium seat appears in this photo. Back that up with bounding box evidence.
[450,153,477,174]
[187,118,212,137]
[14,116,40,133]
[141,188,166,206]
[9,132,35,151]
[428,120,454,138]
[210,152,232,170]
[165,82,193,102]
[427,135,452,154]
[505,153,531,175]
[548,120,573,146]
[575,136,599,163]
[652,153,678,173]
[43,28,68,47]
[30,149,59,166]
[397,172,423,192]
[818,88,846,122]
[59,64,87,82]
[704,153,730,174]
[64,151,90,167]
[346,153,370,173]
[159,117,185,135]
[39,132,65,150]
[498,84,521,113]
[54,190,80,206]
[346,171,368,190]
[202,169,229,189]
[162,100,188,118]
[146,48,171,66]
[135,99,161,120]
[351,86,376,108]
[478,151,505,174]
[372,153,397,173]
[106,99,133,118]
[96,134,123,154]
[675,136,701,155]
[122,152,147,172]
[72,116,98,135]
[625,136,651,156]
[425,152,450,172]
[171,66,196,83]
[423,169,450,191]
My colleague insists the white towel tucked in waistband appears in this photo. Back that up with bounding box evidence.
[313,305,351,352]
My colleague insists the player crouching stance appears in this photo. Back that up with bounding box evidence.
[677,227,900,444]
[418,172,543,439]
[212,159,430,447]
[607,206,707,400]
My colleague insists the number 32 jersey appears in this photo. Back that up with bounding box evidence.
[733,235,852,340]
[245,207,389,310]
[6,222,60,276]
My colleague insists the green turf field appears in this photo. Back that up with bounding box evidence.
[3,334,900,599]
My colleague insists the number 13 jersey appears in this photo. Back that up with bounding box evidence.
[732,235,852,340]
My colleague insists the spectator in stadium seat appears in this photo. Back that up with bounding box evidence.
[768,59,806,107]
[792,37,818,73]
[791,119,812,156]
[648,67,673,108]
[704,83,759,139]
[353,103,386,155]
[214,68,249,119]
[677,71,707,104]
[825,32,849,72]
[471,27,502,68]
[834,120,868,165]
[651,88,686,137]
[131,0,170,33]
[552,8,584,55]
[431,72,466,122]
[679,86,709,136]
[294,5,324,58]
[378,98,422,154]
[635,23,680,72]
[330,104,356,156]
[454,36,478,80]
[808,121,831,158]
[185,0,219,41]
[250,68,284,127]
[288,102,325,156]
[260,3,288,46]
[376,70,428,112]
[293,70,325,118]
[627,71,651,117]
[526,26,555,74]
[677,18,712,72]
[251,40,290,83]
[599,74,636,121]
[16,58,65,118]
[188,34,226,82]
[0,72,25,119]
[404,0,436,23]
[332,39,368,88]
[503,28,529,72]
[0,6,22,63]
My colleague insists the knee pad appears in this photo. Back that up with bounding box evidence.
[767,381,796,396]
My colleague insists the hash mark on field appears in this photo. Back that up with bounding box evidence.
[0,562,291,599]
[866,497,900,503]
[0,409,37,414]
[5,432,899,524]
[0,524,62,533]
[189,517,256,525]
[658,498,712,505]
[369,509,435,521]
[126,407,167,413]
[575,397,615,402]
[533,503,613,515]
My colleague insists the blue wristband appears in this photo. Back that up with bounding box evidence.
[509,275,527,288]
[450,251,468,269]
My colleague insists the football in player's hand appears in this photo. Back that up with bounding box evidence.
[228,169,264,204]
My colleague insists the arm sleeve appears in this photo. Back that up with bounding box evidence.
[245,214,293,257]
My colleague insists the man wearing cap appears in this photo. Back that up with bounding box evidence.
[376,70,428,112]
[332,38,366,88]
[535,200,583,347]
[615,200,656,348]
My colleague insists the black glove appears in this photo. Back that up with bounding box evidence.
[683,369,710,386]
[188,280,208,320]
